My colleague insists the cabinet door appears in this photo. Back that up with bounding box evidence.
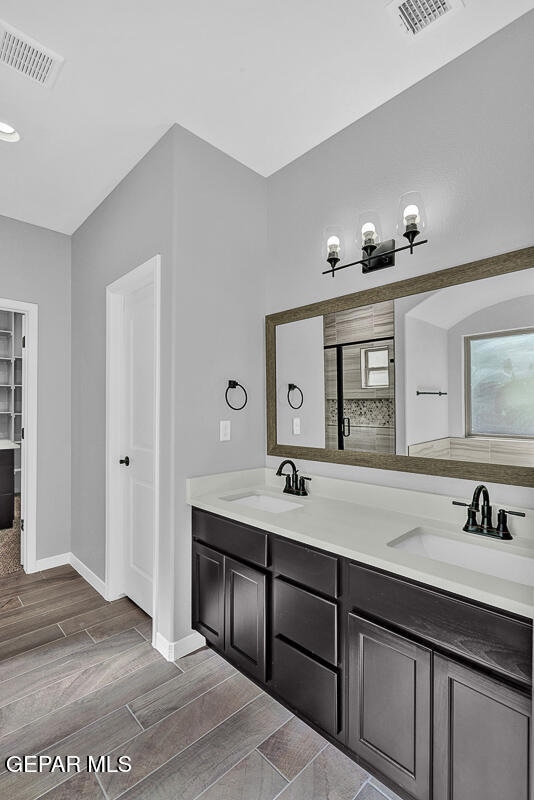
[192,542,225,649]
[347,614,431,800]
[433,655,531,800]
[225,556,266,682]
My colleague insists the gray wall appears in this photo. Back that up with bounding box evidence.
[171,124,267,642]
[71,129,176,638]
[71,124,267,643]
[0,215,71,558]
[265,13,534,509]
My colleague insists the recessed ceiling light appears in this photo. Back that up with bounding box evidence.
[0,121,21,142]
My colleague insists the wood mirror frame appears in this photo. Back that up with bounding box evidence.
[266,245,534,488]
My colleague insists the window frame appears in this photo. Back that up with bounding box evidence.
[464,326,534,440]
[360,345,390,389]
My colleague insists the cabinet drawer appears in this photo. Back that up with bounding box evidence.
[192,508,268,568]
[271,637,339,735]
[273,578,337,665]
[348,562,532,686]
[272,536,338,597]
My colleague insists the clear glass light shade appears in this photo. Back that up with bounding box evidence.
[397,191,426,235]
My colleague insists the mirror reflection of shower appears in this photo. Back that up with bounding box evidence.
[275,267,534,467]
[323,301,395,454]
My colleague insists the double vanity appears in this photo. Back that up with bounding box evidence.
[187,248,533,800]
[187,467,532,800]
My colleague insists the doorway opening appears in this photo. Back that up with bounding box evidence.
[105,256,161,647]
[0,298,38,576]
[0,309,24,575]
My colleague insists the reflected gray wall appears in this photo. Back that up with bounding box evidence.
[394,292,435,455]
[276,317,325,448]
[404,317,448,448]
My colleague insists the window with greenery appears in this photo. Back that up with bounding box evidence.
[466,328,534,438]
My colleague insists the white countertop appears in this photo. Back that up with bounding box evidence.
[0,440,19,450]
[187,468,534,619]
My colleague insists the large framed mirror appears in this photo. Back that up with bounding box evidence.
[266,246,534,487]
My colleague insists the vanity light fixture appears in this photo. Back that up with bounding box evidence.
[323,194,428,277]
[0,120,20,143]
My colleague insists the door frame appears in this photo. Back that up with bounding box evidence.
[0,297,38,573]
[105,255,161,645]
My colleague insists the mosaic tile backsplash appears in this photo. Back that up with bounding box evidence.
[326,398,394,427]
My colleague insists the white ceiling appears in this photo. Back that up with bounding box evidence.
[0,0,533,234]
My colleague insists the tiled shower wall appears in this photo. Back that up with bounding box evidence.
[326,398,395,427]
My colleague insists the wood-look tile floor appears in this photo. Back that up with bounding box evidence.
[0,565,401,800]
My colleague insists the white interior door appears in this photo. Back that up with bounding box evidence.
[120,281,156,615]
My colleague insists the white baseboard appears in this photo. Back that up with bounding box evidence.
[155,630,206,662]
[30,552,70,573]
[68,553,106,598]
[27,553,202,664]
[30,552,106,600]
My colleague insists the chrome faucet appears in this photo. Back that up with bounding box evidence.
[276,459,311,497]
[453,484,525,540]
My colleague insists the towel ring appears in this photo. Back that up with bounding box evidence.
[287,383,304,410]
[225,380,248,411]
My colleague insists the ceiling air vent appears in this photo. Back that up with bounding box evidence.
[388,0,465,36]
[0,20,64,87]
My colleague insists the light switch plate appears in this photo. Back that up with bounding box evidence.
[292,417,301,435]
[220,420,231,441]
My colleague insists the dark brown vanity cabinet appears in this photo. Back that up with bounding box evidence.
[347,614,431,800]
[192,508,532,800]
[346,562,532,800]
[433,655,531,800]
[192,538,266,681]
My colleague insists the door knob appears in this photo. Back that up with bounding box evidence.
[119,456,130,466]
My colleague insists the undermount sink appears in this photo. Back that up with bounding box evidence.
[224,492,303,514]
[388,527,534,587]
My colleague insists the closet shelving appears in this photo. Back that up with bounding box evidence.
[0,310,23,493]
